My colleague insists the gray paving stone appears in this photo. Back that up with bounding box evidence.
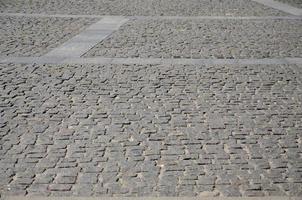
[85,19,302,59]
[77,173,98,184]
[42,17,128,58]
[1,63,301,197]
[49,184,72,191]
[252,0,302,15]
[0,0,286,16]
[277,0,302,8]
[0,16,98,57]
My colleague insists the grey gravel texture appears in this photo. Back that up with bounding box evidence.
[0,17,98,57]
[0,63,302,197]
[84,19,302,59]
[277,0,302,8]
[0,0,287,16]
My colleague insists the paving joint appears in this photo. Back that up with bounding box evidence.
[1,12,302,20]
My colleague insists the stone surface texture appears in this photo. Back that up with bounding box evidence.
[0,0,286,16]
[277,0,302,8]
[0,0,302,198]
[0,16,97,56]
[85,19,302,59]
[0,63,302,197]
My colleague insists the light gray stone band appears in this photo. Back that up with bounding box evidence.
[41,17,129,58]
[252,0,302,15]
[0,12,301,20]
[132,15,302,20]
[0,12,103,18]
[1,57,302,65]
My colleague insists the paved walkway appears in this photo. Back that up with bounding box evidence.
[0,0,301,199]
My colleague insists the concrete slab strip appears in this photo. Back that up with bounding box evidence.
[133,15,302,20]
[252,0,302,15]
[0,12,302,20]
[286,57,302,64]
[0,12,104,18]
[41,17,129,58]
[1,57,302,65]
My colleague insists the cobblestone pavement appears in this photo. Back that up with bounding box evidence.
[0,0,286,16]
[0,0,302,199]
[1,63,302,197]
[0,17,97,57]
[85,19,302,59]
[277,0,302,8]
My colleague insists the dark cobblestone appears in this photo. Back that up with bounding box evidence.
[85,19,302,59]
[277,0,302,8]
[0,63,301,197]
[0,16,97,56]
[0,0,286,16]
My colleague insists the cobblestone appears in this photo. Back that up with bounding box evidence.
[0,16,97,56]
[277,0,302,8]
[0,0,286,16]
[85,19,302,59]
[0,63,301,197]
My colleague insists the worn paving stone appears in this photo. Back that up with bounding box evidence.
[0,0,286,16]
[0,16,98,56]
[0,63,301,197]
[277,0,302,8]
[85,19,302,59]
